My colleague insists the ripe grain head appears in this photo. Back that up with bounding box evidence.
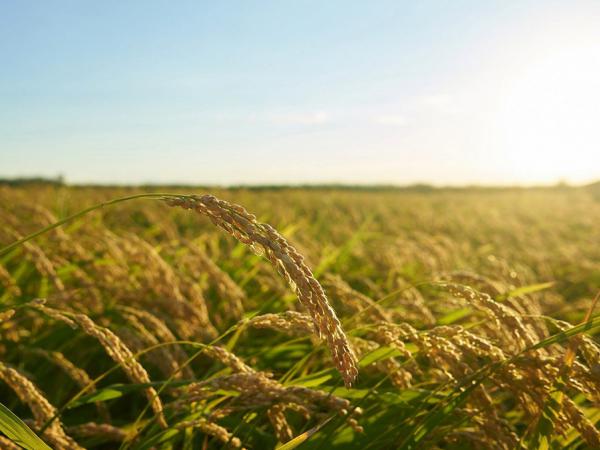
[165,194,358,386]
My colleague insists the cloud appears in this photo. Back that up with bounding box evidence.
[267,111,331,125]
[373,114,408,126]
[419,94,461,114]
[214,110,332,126]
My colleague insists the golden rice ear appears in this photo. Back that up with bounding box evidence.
[323,273,390,322]
[175,418,242,448]
[180,370,363,433]
[562,396,600,448]
[247,311,314,336]
[28,348,110,422]
[0,362,83,449]
[117,233,218,340]
[165,195,358,386]
[30,304,168,429]
[441,283,538,349]
[179,239,247,321]
[0,435,22,450]
[116,305,195,379]
[0,263,21,297]
[69,313,168,429]
[0,309,15,322]
[267,403,294,442]
[67,422,127,443]
[4,226,65,293]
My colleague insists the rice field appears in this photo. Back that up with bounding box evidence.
[1,184,600,449]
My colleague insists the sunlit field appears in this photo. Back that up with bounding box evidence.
[1,184,600,449]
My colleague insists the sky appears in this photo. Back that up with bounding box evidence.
[1,1,599,186]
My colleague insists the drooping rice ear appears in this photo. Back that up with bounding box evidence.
[165,194,359,386]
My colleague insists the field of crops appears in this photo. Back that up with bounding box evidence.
[1,185,600,449]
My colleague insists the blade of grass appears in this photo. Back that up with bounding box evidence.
[0,402,52,450]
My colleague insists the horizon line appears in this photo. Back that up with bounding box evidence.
[1,175,598,191]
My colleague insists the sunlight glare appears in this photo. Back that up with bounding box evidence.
[493,34,600,184]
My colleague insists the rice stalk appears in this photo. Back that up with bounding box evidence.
[165,194,358,386]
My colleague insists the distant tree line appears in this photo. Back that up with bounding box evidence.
[1,176,597,193]
[0,176,65,186]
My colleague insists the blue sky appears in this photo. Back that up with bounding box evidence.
[1,1,599,185]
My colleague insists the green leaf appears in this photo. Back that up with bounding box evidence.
[276,416,334,450]
[290,374,333,388]
[528,389,563,450]
[359,346,404,367]
[531,314,600,350]
[437,307,471,325]
[314,218,372,277]
[68,381,189,408]
[0,402,52,450]
[559,406,600,446]
[68,386,126,407]
[398,380,480,449]
[506,282,554,298]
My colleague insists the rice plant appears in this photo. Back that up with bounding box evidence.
[0,185,599,449]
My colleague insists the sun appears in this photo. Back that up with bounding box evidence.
[492,32,600,184]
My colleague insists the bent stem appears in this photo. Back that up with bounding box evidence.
[0,193,180,256]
